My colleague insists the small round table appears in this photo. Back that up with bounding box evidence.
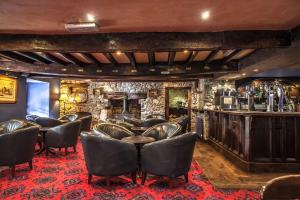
[36,127,56,156]
[122,135,155,169]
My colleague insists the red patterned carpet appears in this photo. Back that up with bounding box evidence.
[0,143,260,200]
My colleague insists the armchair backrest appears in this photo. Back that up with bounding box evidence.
[59,114,79,122]
[175,116,189,134]
[123,116,143,127]
[93,122,133,140]
[141,132,197,177]
[0,119,26,133]
[142,122,182,141]
[261,175,300,200]
[80,131,137,176]
[0,126,39,166]
[45,120,81,147]
[35,117,63,127]
[146,114,165,120]
[79,115,92,132]
[143,118,168,127]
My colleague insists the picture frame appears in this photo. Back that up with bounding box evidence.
[0,75,18,104]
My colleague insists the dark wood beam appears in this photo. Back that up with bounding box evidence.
[168,52,176,65]
[125,52,136,67]
[80,53,102,66]
[0,31,291,52]
[186,51,198,64]
[148,52,155,66]
[103,53,117,64]
[0,51,35,63]
[222,49,242,63]
[59,53,85,67]
[17,52,52,64]
[0,60,238,78]
[41,53,67,65]
[204,50,219,64]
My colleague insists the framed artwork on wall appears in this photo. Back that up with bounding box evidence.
[0,75,18,103]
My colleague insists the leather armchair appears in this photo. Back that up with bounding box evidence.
[0,121,39,178]
[0,119,26,133]
[175,116,189,134]
[44,120,81,155]
[145,114,165,120]
[142,122,182,141]
[80,131,138,185]
[93,123,133,140]
[140,132,197,186]
[35,117,63,127]
[124,116,167,128]
[58,114,78,122]
[261,175,300,200]
[78,115,92,132]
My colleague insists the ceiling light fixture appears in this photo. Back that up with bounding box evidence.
[201,10,210,20]
[116,51,122,55]
[242,73,246,76]
[253,69,259,72]
[86,13,96,22]
[183,49,189,53]
[96,69,102,73]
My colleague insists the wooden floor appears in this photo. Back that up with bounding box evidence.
[193,140,296,189]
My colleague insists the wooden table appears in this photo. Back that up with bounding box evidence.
[122,136,155,169]
[130,127,148,135]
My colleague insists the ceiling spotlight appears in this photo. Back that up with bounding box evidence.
[86,13,96,22]
[242,73,246,76]
[112,69,118,73]
[183,49,189,53]
[61,68,67,71]
[78,69,84,72]
[201,10,210,20]
[253,68,259,72]
[116,51,122,55]
[131,69,137,73]
[96,69,102,73]
[6,67,10,70]
[149,68,156,72]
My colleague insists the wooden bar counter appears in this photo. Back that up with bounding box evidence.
[206,110,300,172]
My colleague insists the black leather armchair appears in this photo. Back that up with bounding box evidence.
[93,123,134,140]
[78,115,92,132]
[35,117,63,127]
[0,120,39,178]
[175,116,189,134]
[145,114,165,120]
[142,122,182,141]
[140,132,197,187]
[80,131,138,185]
[261,175,300,200]
[44,120,81,155]
[58,114,78,122]
[124,116,167,127]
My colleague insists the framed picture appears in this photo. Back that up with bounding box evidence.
[0,75,18,103]
[148,89,160,98]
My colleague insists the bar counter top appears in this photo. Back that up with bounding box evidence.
[205,109,300,116]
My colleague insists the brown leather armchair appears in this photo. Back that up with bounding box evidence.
[142,122,182,141]
[261,175,300,200]
[93,123,134,140]
[0,120,39,178]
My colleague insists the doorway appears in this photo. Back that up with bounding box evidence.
[165,87,191,131]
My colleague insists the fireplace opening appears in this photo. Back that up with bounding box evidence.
[109,98,141,119]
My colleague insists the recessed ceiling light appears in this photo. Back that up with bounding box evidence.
[242,73,246,76]
[131,69,137,73]
[116,51,122,55]
[183,49,189,53]
[201,10,210,20]
[86,13,95,22]
[96,69,102,73]
[78,69,84,72]
[61,68,67,71]
[253,68,259,72]
[149,68,156,72]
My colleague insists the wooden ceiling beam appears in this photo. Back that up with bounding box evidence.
[0,60,238,78]
[41,53,67,65]
[222,49,242,63]
[148,52,155,66]
[0,51,36,63]
[125,52,136,67]
[0,31,291,52]
[103,53,117,65]
[17,52,52,64]
[203,50,219,64]
[168,51,176,65]
[59,53,85,67]
[81,53,102,66]
[186,51,198,64]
